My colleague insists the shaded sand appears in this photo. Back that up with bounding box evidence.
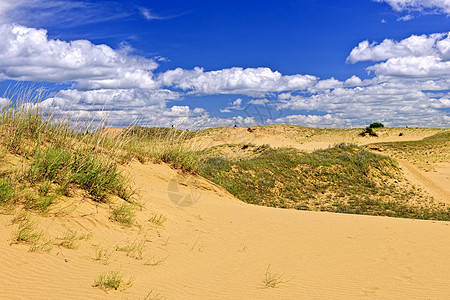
[2,161,450,299]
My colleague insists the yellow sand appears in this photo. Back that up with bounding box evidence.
[0,126,449,299]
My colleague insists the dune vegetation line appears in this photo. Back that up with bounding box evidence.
[1,95,450,230]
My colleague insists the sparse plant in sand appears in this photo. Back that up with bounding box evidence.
[116,239,146,260]
[11,216,42,245]
[57,229,92,249]
[93,246,114,265]
[148,213,167,226]
[143,290,166,300]
[93,270,134,291]
[144,255,168,266]
[262,265,293,288]
[110,202,136,226]
[29,239,54,253]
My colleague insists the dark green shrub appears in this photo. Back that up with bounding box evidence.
[369,122,384,128]
[359,127,378,137]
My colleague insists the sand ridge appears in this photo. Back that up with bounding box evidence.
[1,126,449,299]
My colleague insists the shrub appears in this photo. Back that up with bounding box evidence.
[369,122,384,128]
[359,127,378,137]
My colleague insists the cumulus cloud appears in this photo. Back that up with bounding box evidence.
[367,56,450,77]
[374,0,450,15]
[347,32,450,79]
[159,67,318,96]
[278,81,449,127]
[38,88,262,130]
[220,98,244,113]
[347,33,449,63]
[0,24,159,89]
[39,88,200,128]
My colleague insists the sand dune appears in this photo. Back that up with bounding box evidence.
[1,126,449,299]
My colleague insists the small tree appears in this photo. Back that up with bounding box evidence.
[359,127,378,137]
[369,122,384,128]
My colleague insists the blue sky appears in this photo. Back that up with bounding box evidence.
[0,0,449,129]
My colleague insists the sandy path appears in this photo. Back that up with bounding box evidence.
[397,160,450,203]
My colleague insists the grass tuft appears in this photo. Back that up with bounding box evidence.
[262,265,292,288]
[57,229,92,249]
[93,270,134,291]
[110,203,136,226]
[116,239,145,260]
[11,216,42,245]
[148,213,167,226]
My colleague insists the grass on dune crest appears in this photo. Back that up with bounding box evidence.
[0,99,135,215]
[117,125,201,172]
[199,143,450,221]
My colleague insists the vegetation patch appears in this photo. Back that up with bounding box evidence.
[110,202,136,226]
[93,270,134,291]
[199,143,450,221]
[369,131,450,171]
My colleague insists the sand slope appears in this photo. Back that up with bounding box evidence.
[1,159,450,299]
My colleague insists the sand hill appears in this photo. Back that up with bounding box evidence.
[1,125,449,299]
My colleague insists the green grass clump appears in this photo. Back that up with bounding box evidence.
[116,239,145,260]
[93,270,133,291]
[0,178,15,205]
[262,265,292,288]
[57,229,92,249]
[110,203,136,226]
[0,97,135,214]
[148,213,167,226]
[119,126,201,172]
[199,143,450,221]
[11,217,42,245]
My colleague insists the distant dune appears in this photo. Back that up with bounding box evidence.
[1,122,450,299]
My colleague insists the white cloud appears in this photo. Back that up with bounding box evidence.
[312,77,342,91]
[278,80,449,127]
[270,114,348,128]
[220,98,244,113]
[347,33,448,63]
[159,67,318,96]
[347,32,450,79]
[0,24,159,89]
[397,14,414,21]
[367,56,450,77]
[374,0,450,15]
[344,75,364,87]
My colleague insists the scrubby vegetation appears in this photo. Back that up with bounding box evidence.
[0,98,134,218]
[1,95,448,223]
[118,126,201,172]
[199,143,450,221]
[369,122,384,128]
[359,127,378,137]
[370,131,450,171]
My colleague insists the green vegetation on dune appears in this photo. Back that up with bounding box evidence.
[369,131,450,170]
[199,143,450,221]
[1,98,448,223]
[0,100,134,215]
